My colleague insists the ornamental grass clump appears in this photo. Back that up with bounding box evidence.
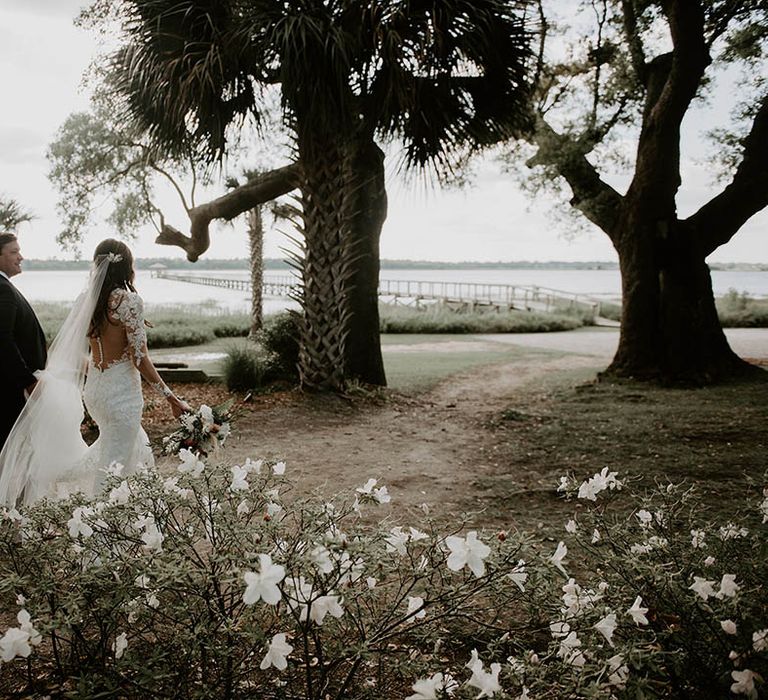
[0,460,766,699]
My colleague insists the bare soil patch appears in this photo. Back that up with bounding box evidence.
[144,347,767,535]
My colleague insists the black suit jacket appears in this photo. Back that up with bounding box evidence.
[0,275,47,445]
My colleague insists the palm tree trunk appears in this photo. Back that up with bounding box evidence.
[294,136,353,391]
[247,206,264,337]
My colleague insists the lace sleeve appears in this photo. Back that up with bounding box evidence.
[110,289,147,366]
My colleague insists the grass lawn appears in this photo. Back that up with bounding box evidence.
[381,334,561,391]
[475,373,768,531]
[152,333,566,390]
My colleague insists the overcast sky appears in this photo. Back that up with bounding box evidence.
[1,0,766,263]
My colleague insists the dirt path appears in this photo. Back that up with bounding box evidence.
[152,350,603,518]
[149,328,768,522]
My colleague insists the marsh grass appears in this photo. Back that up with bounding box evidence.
[379,303,583,333]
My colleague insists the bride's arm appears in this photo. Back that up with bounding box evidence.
[136,347,191,419]
[113,290,190,418]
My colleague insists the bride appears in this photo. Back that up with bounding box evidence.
[0,239,189,506]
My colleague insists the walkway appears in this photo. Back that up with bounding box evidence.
[477,327,768,361]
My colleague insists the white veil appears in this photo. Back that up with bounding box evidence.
[0,256,112,507]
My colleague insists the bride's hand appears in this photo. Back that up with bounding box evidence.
[169,396,191,419]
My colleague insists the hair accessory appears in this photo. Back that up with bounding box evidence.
[106,252,123,263]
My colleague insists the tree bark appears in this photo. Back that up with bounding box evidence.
[606,217,752,383]
[246,207,264,337]
[293,134,351,392]
[343,137,387,386]
[155,163,301,261]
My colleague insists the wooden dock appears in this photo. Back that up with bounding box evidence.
[154,271,609,321]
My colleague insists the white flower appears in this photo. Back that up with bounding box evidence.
[260,633,293,671]
[516,687,531,700]
[627,596,649,625]
[146,592,160,609]
[607,654,629,688]
[15,594,26,606]
[549,541,568,575]
[243,554,286,606]
[689,576,717,601]
[67,507,93,539]
[178,449,205,477]
[108,480,131,505]
[406,596,427,620]
[716,574,740,599]
[141,522,165,552]
[408,527,429,542]
[406,672,458,700]
[690,529,706,548]
[230,465,250,492]
[113,632,128,659]
[594,613,617,646]
[577,467,621,500]
[556,476,570,492]
[266,502,283,518]
[565,519,577,534]
[753,629,768,652]
[556,631,585,667]
[273,460,286,475]
[134,574,150,589]
[591,528,601,543]
[199,404,215,431]
[385,526,409,556]
[507,560,528,592]
[549,621,570,638]
[636,510,653,527]
[445,531,491,578]
[237,500,251,516]
[310,545,334,575]
[244,457,263,473]
[465,652,502,699]
[16,610,41,646]
[719,523,748,540]
[366,577,377,589]
[760,490,768,523]
[731,669,761,699]
[721,620,738,635]
[307,595,344,625]
[357,478,378,495]
[704,555,716,566]
[0,627,31,661]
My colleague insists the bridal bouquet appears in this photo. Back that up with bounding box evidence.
[162,399,236,457]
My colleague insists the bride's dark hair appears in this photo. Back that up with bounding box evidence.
[88,239,137,337]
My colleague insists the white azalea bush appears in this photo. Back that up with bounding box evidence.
[0,460,766,699]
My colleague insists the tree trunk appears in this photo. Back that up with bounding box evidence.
[247,206,264,338]
[343,137,387,386]
[294,135,352,391]
[605,218,754,383]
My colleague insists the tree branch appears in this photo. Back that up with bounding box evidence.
[620,0,647,84]
[687,92,768,257]
[629,0,710,205]
[528,117,624,243]
[156,163,302,261]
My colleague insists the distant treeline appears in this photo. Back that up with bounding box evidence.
[22,258,768,271]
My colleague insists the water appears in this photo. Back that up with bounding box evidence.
[12,268,768,313]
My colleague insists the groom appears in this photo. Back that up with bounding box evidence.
[0,232,47,449]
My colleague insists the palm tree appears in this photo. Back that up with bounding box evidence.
[0,196,34,231]
[96,0,534,390]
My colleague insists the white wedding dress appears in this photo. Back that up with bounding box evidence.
[80,288,154,494]
[0,260,155,506]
